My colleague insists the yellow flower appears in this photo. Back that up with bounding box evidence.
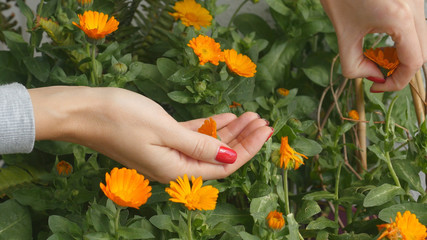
[348,110,360,120]
[165,174,219,211]
[266,210,285,230]
[72,11,119,40]
[364,47,399,77]
[229,101,242,108]
[377,211,427,240]
[277,88,290,97]
[100,167,152,209]
[198,117,217,139]
[188,35,224,66]
[169,0,212,30]
[223,49,257,78]
[279,136,307,170]
[56,161,73,176]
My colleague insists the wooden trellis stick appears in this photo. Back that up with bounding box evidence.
[409,69,426,125]
[355,78,367,171]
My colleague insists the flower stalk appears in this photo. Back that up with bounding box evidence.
[187,210,193,240]
[114,206,122,240]
[283,168,290,215]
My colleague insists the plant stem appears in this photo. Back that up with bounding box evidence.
[334,161,343,234]
[187,210,193,240]
[114,207,121,240]
[227,0,249,29]
[283,169,290,215]
[91,43,97,85]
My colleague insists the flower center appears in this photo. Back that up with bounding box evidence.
[185,13,198,22]
[185,193,200,206]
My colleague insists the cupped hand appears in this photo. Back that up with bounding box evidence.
[30,86,273,183]
[320,0,427,92]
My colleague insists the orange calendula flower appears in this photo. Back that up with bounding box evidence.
[279,136,307,170]
[349,110,360,120]
[72,11,119,39]
[229,101,242,108]
[223,49,257,78]
[377,211,427,240]
[364,47,399,77]
[277,88,290,97]
[198,117,217,139]
[165,174,219,211]
[56,161,73,176]
[188,35,224,66]
[266,210,285,230]
[169,0,212,30]
[100,167,152,209]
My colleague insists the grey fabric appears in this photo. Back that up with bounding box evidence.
[0,83,35,154]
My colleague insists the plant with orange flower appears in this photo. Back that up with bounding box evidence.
[56,160,73,176]
[377,211,427,240]
[277,136,307,170]
[188,35,224,66]
[169,0,212,30]
[198,117,217,139]
[266,210,285,230]
[348,110,359,120]
[364,47,399,77]
[72,11,119,40]
[223,49,257,78]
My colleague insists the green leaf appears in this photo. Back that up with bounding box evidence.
[363,184,405,207]
[16,0,34,29]
[0,166,34,195]
[0,51,25,84]
[295,200,321,222]
[0,200,31,239]
[265,0,291,16]
[3,31,30,61]
[302,65,329,87]
[233,13,276,42]
[250,193,278,222]
[23,57,50,82]
[302,191,335,201]
[286,213,300,240]
[35,140,94,155]
[248,181,272,199]
[378,203,427,225]
[393,160,425,194]
[117,226,154,239]
[157,58,178,79]
[238,231,260,240]
[367,145,387,161]
[83,232,111,240]
[330,233,372,240]
[306,216,339,230]
[149,215,174,232]
[207,203,252,227]
[293,137,322,156]
[48,215,82,238]
[167,91,194,104]
[167,66,198,85]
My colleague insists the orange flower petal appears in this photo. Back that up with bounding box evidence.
[223,49,256,78]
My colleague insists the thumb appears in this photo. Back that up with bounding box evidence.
[337,36,384,80]
[166,126,237,164]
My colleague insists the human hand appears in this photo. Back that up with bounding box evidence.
[29,86,273,183]
[320,0,427,92]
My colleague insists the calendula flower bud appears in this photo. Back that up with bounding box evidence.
[195,81,207,93]
[57,12,69,25]
[112,62,128,75]
[271,149,281,168]
[277,88,289,97]
[288,118,302,129]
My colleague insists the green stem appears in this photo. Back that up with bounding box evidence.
[227,0,249,29]
[187,210,193,240]
[91,43,97,85]
[334,161,343,234]
[114,207,121,240]
[283,169,290,215]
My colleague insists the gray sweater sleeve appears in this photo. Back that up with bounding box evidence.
[0,83,35,154]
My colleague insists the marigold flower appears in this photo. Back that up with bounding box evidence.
[364,47,399,77]
[279,136,307,170]
[377,211,427,240]
[198,117,217,139]
[277,88,289,97]
[100,167,152,209]
[348,110,360,120]
[165,174,219,211]
[169,0,212,30]
[188,35,224,66]
[72,11,119,40]
[56,161,73,176]
[266,210,285,230]
[229,101,242,108]
[223,49,256,78]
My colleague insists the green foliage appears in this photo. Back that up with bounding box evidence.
[1,0,426,239]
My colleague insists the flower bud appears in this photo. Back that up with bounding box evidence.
[195,81,207,93]
[288,118,302,129]
[112,62,128,75]
[271,149,281,168]
[57,12,69,25]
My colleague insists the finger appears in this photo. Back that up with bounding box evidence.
[179,113,237,131]
[215,112,261,143]
[411,0,427,61]
[166,124,237,165]
[371,18,423,92]
[226,118,271,147]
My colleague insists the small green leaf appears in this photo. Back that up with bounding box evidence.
[117,226,154,239]
[286,213,300,240]
[293,137,322,156]
[250,193,278,222]
[149,215,174,232]
[296,200,321,222]
[302,65,329,87]
[368,145,387,161]
[393,160,425,194]
[248,181,272,199]
[157,58,178,79]
[48,215,82,238]
[3,31,30,60]
[167,91,194,104]
[239,231,260,240]
[206,203,252,227]
[302,191,335,201]
[83,232,111,240]
[363,184,405,207]
[265,0,291,16]
[306,216,339,230]
[168,66,198,85]
[378,203,427,225]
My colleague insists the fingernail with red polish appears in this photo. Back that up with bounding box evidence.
[266,127,274,142]
[263,119,270,126]
[370,89,384,93]
[216,146,237,164]
[367,77,386,83]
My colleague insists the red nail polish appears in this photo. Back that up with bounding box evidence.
[370,89,384,93]
[266,127,274,142]
[367,77,386,83]
[215,146,237,164]
[263,119,270,126]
